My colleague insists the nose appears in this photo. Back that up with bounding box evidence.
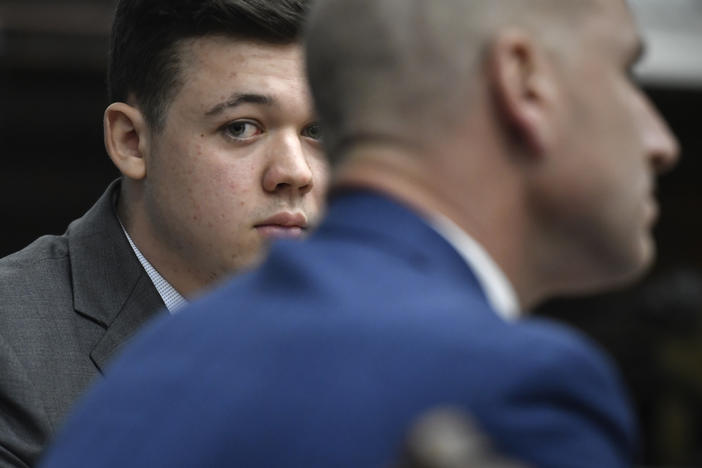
[262,131,314,196]
[642,96,680,174]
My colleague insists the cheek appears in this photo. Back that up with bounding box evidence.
[154,136,272,228]
[201,159,267,223]
[602,96,650,194]
[222,160,264,207]
[151,139,206,190]
[311,157,331,200]
[185,141,260,189]
[573,86,645,189]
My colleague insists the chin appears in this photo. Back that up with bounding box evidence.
[604,238,656,290]
[236,250,268,273]
[558,239,655,298]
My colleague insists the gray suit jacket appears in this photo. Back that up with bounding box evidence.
[0,180,165,467]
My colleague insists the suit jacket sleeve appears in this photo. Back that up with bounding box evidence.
[0,332,50,468]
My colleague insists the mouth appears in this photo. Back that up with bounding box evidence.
[254,212,308,240]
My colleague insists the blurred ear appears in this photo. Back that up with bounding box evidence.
[104,103,150,180]
[487,30,558,156]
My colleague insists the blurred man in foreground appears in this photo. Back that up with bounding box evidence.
[0,1,327,466]
[40,0,678,467]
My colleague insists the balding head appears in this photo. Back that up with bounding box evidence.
[306,0,598,162]
[306,0,679,305]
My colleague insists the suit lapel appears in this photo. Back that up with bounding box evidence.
[88,274,166,373]
[67,180,166,373]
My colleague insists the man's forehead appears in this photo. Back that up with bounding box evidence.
[175,35,305,95]
[165,35,311,117]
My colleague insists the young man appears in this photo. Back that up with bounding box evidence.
[39,0,679,467]
[0,1,327,466]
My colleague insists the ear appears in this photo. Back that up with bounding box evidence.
[487,30,559,156]
[104,102,150,180]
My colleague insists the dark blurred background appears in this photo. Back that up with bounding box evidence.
[0,0,116,254]
[1,0,701,466]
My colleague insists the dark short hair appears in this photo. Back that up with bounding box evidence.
[108,0,308,129]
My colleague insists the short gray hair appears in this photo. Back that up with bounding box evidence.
[305,0,595,163]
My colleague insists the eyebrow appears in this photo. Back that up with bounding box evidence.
[205,93,273,117]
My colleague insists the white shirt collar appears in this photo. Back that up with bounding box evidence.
[119,223,188,314]
[429,214,521,321]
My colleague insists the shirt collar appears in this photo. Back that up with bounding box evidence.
[429,214,521,321]
[119,223,188,314]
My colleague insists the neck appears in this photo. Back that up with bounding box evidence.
[117,184,205,299]
[333,142,547,310]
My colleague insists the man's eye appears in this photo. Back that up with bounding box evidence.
[302,123,322,141]
[224,121,262,140]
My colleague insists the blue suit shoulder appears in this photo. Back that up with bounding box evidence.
[493,318,637,460]
[38,196,637,468]
[41,277,636,468]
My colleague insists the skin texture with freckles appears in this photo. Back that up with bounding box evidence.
[123,37,329,296]
[0,4,327,466]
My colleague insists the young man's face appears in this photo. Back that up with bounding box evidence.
[141,36,329,291]
[534,0,679,290]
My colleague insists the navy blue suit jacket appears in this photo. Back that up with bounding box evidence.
[40,191,636,468]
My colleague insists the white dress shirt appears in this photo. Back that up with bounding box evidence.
[120,224,188,314]
[429,214,521,321]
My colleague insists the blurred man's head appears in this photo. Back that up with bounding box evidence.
[105,0,328,296]
[306,0,678,307]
